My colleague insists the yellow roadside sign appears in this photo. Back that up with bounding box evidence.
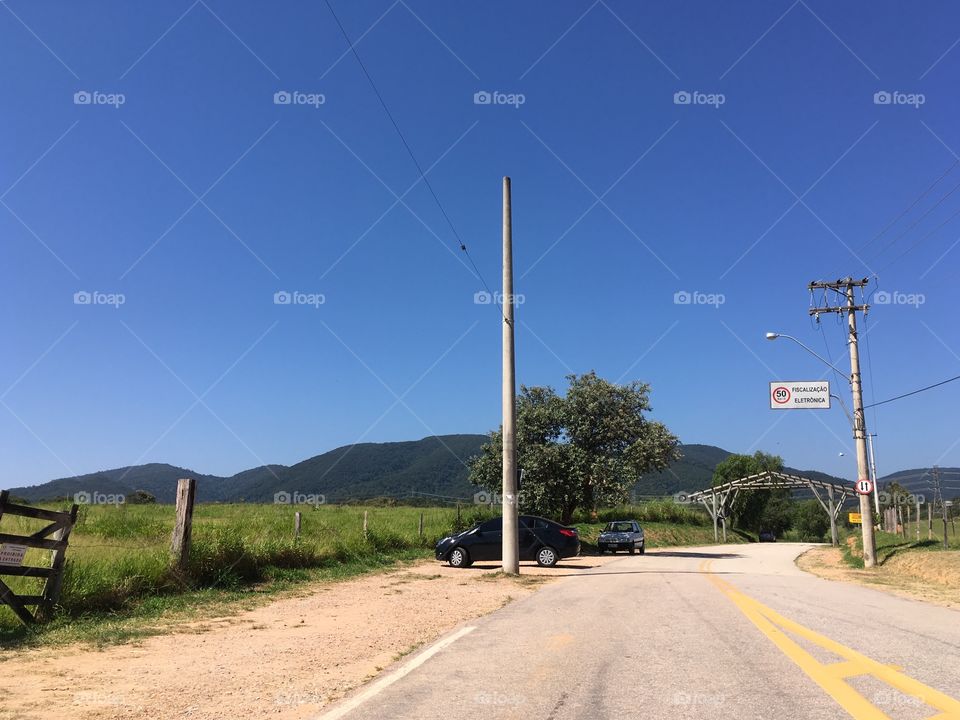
[848,512,862,524]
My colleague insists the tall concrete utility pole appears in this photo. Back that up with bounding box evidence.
[809,277,877,568]
[501,176,519,575]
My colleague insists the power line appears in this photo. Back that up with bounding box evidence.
[322,0,502,311]
[861,281,880,434]
[864,373,960,409]
[879,202,960,272]
[873,175,960,259]
[861,159,958,252]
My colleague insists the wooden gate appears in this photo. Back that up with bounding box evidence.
[0,490,78,624]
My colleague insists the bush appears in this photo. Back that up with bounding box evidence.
[791,500,830,542]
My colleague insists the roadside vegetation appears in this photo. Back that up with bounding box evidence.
[796,527,960,607]
[0,503,456,647]
[0,498,731,647]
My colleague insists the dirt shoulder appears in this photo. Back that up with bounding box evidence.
[0,555,613,720]
[797,545,960,609]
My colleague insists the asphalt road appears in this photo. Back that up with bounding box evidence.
[319,543,960,720]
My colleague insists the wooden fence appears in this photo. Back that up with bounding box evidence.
[0,490,78,624]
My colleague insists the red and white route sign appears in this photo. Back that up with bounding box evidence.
[855,479,873,495]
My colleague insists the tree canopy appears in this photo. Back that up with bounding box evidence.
[711,451,785,531]
[469,372,680,523]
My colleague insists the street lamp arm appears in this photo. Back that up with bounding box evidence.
[766,333,849,377]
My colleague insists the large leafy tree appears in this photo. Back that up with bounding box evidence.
[469,372,680,524]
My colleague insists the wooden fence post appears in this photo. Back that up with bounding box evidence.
[294,511,302,540]
[37,503,78,621]
[170,478,196,571]
[418,512,424,538]
[928,503,933,540]
[362,510,368,540]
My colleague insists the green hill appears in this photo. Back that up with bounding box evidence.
[5,436,489,504]
[6,437,855,505]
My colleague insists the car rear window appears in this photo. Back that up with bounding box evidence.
[478,517,502,532]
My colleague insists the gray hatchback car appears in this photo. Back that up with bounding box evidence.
[597,520,645,554]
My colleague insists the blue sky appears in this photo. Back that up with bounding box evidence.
[3,0,960,487]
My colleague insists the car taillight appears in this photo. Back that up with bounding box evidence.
[559,528,577,537]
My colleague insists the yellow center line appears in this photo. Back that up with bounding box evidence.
[699,559,960,720]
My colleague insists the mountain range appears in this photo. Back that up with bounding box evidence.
[5,435,956,504]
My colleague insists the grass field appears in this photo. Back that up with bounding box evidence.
[0,499,724,646]
[842,523,960,567]
[797,527,960,607]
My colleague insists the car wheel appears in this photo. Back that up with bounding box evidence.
[598,547,605,555]
[629,547,636,554]
[448,547,471,568]
[536,546,559,567]
[638,543,645,555]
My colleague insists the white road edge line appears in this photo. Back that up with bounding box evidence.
[314,625,478,720]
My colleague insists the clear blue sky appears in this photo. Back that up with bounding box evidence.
[3,0,960,487]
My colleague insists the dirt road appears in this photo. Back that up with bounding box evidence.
[0,556,605,720]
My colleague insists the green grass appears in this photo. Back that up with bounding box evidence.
[841,525,960,569]
[0,503,460,644]
[0,500,721,647]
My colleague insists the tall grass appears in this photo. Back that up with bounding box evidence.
[0,503,460,633]
[574,501,710,526]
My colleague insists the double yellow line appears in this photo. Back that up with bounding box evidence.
[700,559,960,720]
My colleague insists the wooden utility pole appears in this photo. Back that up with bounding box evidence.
[501,176,519,575]
[810,278,877,568]
[170,478,196,571]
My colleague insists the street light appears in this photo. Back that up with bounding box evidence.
[765,332,848,375]
[766,330,881,546]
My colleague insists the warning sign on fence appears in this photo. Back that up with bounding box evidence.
[0,543,28,566]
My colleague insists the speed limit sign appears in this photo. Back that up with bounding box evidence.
[856,479,873,495]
